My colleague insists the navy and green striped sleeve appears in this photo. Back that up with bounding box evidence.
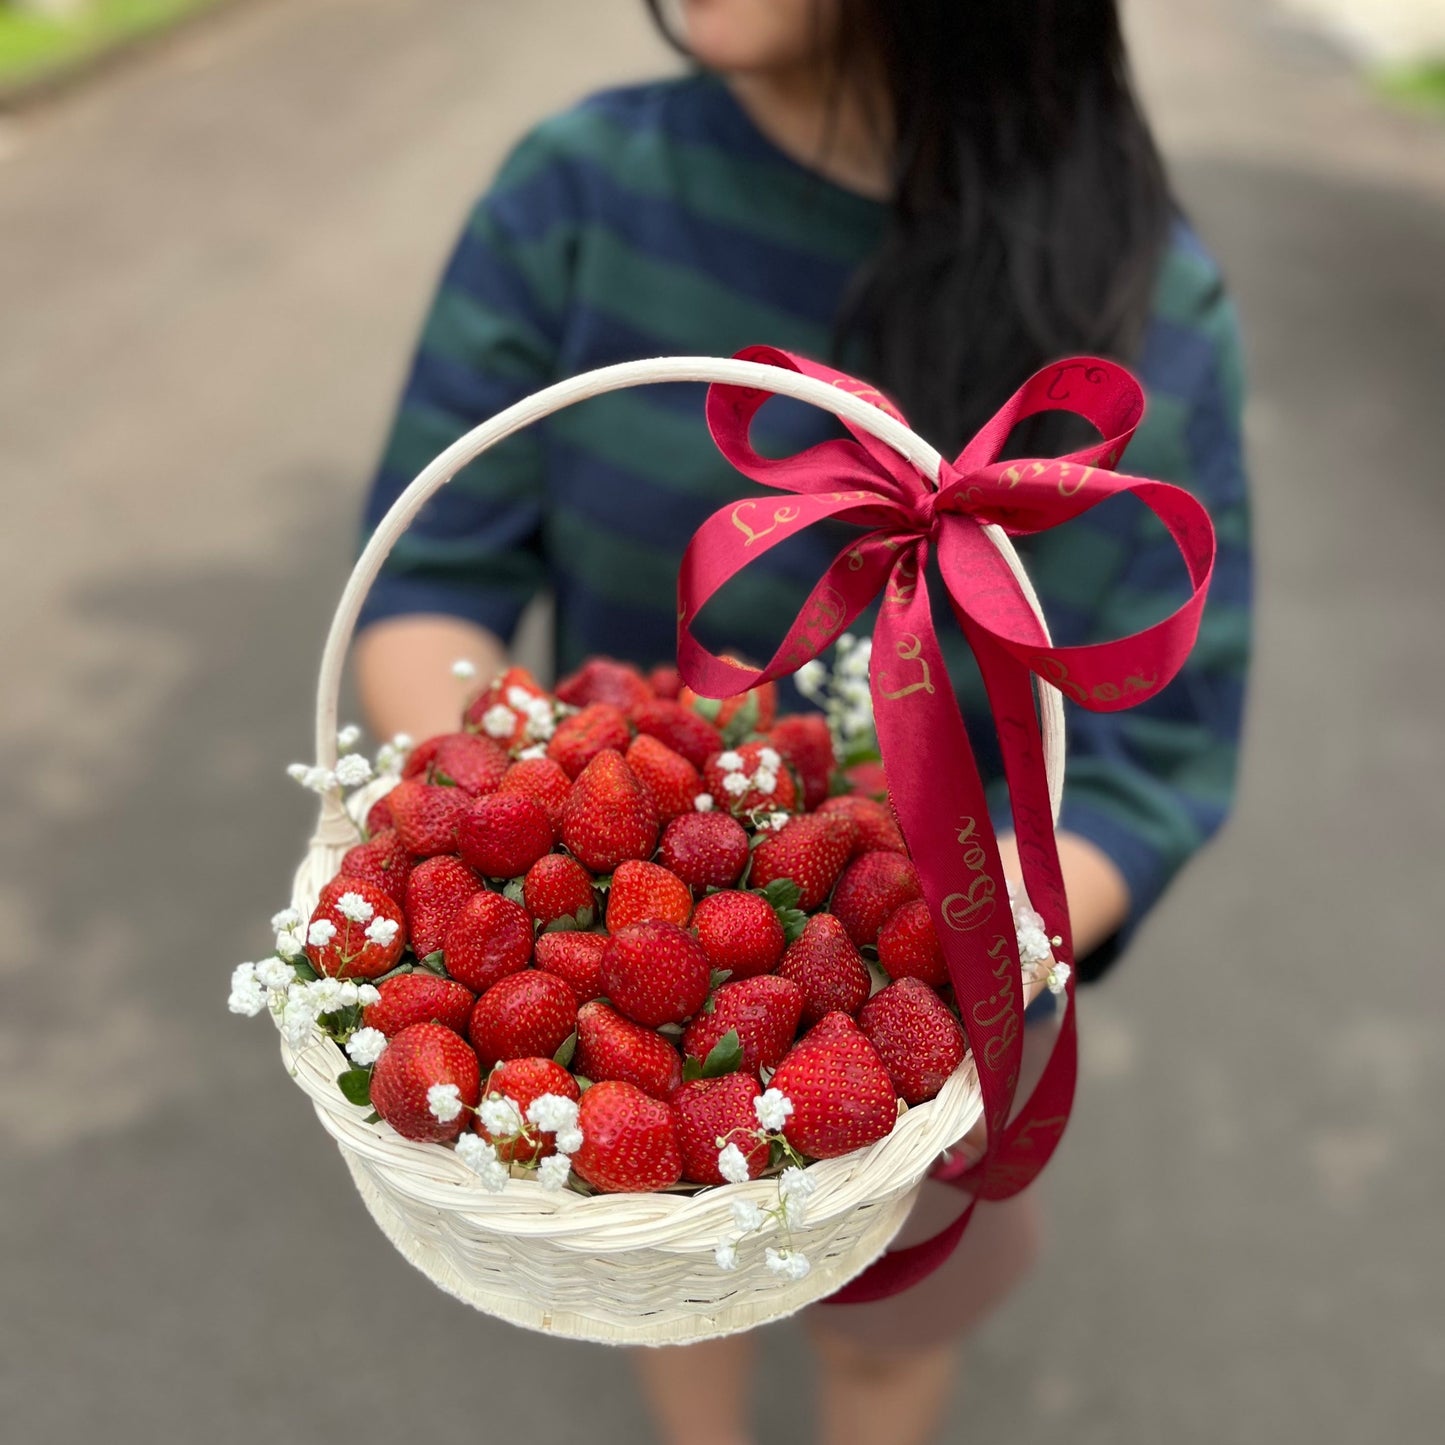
[1054,235,1251,970]
[357,129,572,639]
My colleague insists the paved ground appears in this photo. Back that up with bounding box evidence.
[2,1,1442,1440]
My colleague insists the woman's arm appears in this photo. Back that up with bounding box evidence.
[996,831,1130,959]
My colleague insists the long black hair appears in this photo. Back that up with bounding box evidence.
[645,0,1173,453]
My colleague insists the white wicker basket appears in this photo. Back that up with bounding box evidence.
[281,356,1064,1345]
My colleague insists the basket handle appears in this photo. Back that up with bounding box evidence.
[309,355,1064,843]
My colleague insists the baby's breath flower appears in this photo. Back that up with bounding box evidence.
[1047,962,1072,996]
[306,919,337,949]
[554,1125,584,1155]
[536,1154,573,1190]
[451,658,478,680]
[765,1247,811,1281]
[306,978,344,1013]
[356,984,381,1006]
[274,926,304,960]
[693,793,715,813]
[517,744,547,760]
[777,1166,816,1226]
[526,1093,580,1134]
[335,891,375,925]
[716,750,744,771]
[757,747,782,771]
[479,1094,524,1137]
[301,766,337,794]
[392,733,414,753]
[346,1027,387,1066]
[227,963,267,1017]
[714,1239,740,1271]
[717,1143,752,1185]
[763,811,790,830]
[427,1084,463,1124]
[270,908,302,933]
[334,753,373,788]
[730,1200,764,1233]
[455,1134,510,1191]
[281,994,317,1049]
[794,659,827,699]
[506,686,536,710]
[254,957,295,991]
[722,772,751,798]
[754,1089,794,1132]
[480,704,517,739]
[286,762,309,783]
[336,724,363,750]
[334,981,359,1008]
[364,915,399,949]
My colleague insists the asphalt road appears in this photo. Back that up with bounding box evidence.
[2,1,1442,1440]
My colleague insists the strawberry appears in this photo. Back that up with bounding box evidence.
[464,665,549,747]
[474,1057,580,1162]
[691,890,785,979]
[442,891,533,994]
[362,973,475,1038]
[628,697,724,770]
[647,665,683,700]
[410,731,510,796]
[844,760,888,799]
[369,1022,481,1143]
[467,970,578,1069]
[682,975,805,1076]
[778,913,871,1025]
[338,828,411,906]
[858,979,967,1104]
[534,932,609,1004]
[495,756,572,830]
[767,714,835,810]
[605,860,693,932]
[681,673,777,732]
[559,750,659,874]
[387,778,468,857]
[305,878,406,980]
[601,920,711,1028]
[547,702,632,780]
[832,851,923,947]
[876,898,948,987]
[817,795,907,857]
[571,1080,683,1193]
[457,793,554,879]
[672,1073,768,1184]
[574,1001,682,1099]
[404,855,484,958]
[657,812,749,894]
[770,1013,898,1160]
[625,733,705,823]
[521,852,597,930]
[702,740,798,815]
[401,734,444,780]
[747,813,853,911]
[555,657,654,711]
[365,795,395,834]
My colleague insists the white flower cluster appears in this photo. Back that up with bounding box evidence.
[795,634,875,751]
[280,976,380,1050]
[374,733,414,777]
[716,746,783,804]
[509,685,558,743]
[445,1089,584,1195]
[288,729,410,794]
[1011,895,1058,972]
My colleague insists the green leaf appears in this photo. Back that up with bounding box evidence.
[720,692,760,747]
[840,739,882,769]
[574,1075,593,1093]
[689,695,722,723]
[433,768,459,788]
[336,1068,372,1106]
[418,950,447,976]
[362,1110,381,1124]
[318,1003,362,1040]
[553,1031,577,1068]
[777,907,808,945]
[502,878,526,906]
[701,1029,743,1079]
[761,878,801,912]
[708,968,733,991]
[681,1055,704,1083]
[290,955,319,983]
[591,873,614,893]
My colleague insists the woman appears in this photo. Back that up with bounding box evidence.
[355,3,1250,1441]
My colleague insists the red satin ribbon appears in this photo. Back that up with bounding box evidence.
[676,346,1215,1302]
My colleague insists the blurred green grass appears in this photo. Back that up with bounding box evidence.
[1378,61,1445,115]
[0,0,225,92]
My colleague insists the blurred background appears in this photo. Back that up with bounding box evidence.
[2,0,1443,1440]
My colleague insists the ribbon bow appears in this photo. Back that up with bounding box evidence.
[677,346,1215,1303]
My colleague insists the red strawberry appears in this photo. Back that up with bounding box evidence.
[534,931,609,1003]
[601,920,711,1028]
[858,979,967,1104]
[559,750,658,874]
[778,913,871,1025]
[574,1001,682,1099]
[647,665,683,700]
[547,703,632,780]
[681,674,777,732]
[877,898,948,987]
[691,890,785,980]
[442,891,533,994]
[401,734,443,780]
[387,778,468,857]
[404,855,484,958]
[817,795,907,856]
[672,1073,768,1184]
[571,1080,682,1193]
[767,714,835,810]
[365,795,395,834]
[464,665,549,747]
[832,851,923,947]
[495,756,572,830]
[844,760,888,799]
[305,878,406,980]
[474,1057,580,1162]
[625,733,705,823]
[605,860,693,933]
[657,812,749,894]
[362,973,476,1038]
[369,1022,481,1143]
[457,793,554,879]
[338,828,411,906]
[628,697,724,770]
[555,657,654,711]
[467,970,578,1069]
[682,975,805,1076]
[748,813,853,911]
[426,732,511,796]
[770,1013,897,1159]
[521,853,596,930]
[702,740,799,815]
